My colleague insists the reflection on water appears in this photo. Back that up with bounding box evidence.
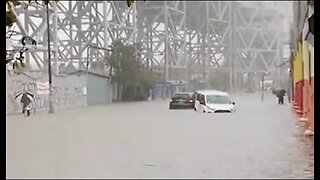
[295,121,314,178]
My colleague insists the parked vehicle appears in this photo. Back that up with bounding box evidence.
[194,90,236,113]
[169,92,195,109]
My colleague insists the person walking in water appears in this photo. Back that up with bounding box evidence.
[15,91,34,117]
[277,89,286,104]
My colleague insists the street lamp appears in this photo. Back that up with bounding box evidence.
[261,71,268,102]
[45,0,54,113]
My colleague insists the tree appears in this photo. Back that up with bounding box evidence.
[109,41,156,101]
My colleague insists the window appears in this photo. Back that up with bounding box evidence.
[197,94,204,102]
[200,95,205,102]
[196,93,201,101]
[172,93,192,100]
[206,95,231,104]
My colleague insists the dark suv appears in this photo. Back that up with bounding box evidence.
[169,92,195,109]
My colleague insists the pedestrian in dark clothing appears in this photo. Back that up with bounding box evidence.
[15,91,34,117]
[21,93,31,115]
[19,92,33,116]
[277,89,286,104]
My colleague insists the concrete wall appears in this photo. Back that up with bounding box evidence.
[6,72,87,114]
[87,74,112,105]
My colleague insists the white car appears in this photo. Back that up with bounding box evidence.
[194,90,236,113]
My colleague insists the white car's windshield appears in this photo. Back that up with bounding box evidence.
[206,95,230,104]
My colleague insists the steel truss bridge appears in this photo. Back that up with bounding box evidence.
[7,1,288,91]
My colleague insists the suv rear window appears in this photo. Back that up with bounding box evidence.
[172,94,192,100]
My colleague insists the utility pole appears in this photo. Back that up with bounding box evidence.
[164,1,169,82]
[46,0,54,113]
[229,1,236,93]
[261,72,269,102]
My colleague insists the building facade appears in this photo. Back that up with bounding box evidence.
[291,1,314,135]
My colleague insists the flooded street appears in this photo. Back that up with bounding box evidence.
[294,121,314,178]
[6,0,314,179]
[6,93,314,178]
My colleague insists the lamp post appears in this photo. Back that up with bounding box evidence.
[45,0,54,113]
[261,73,264,102]
[261,71,269,102]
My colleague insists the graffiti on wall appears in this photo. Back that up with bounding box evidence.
[7,74,87,114]
[7,79,39,113]
[51,86,86,109]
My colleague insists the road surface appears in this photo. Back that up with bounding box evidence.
[6,93,314,178]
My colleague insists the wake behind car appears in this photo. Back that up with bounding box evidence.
[194,90,236,113]
[169,92,195,109]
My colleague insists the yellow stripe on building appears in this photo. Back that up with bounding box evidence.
[293,42,303,83]
[303,40,310,80]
